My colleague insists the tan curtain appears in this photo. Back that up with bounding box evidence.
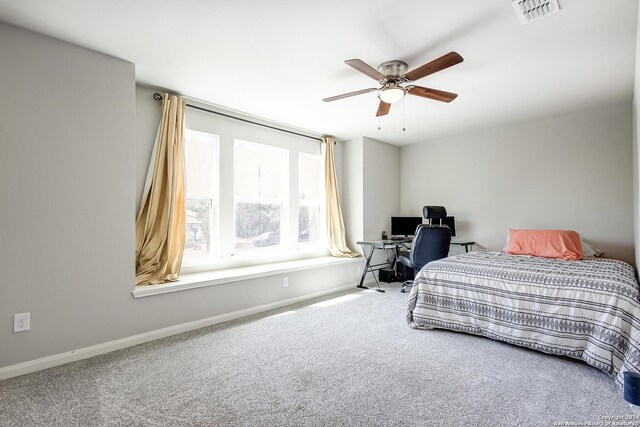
[323,137,359,258]
[135,94,186,285]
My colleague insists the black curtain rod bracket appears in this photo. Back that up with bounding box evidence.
[153,92,331,143]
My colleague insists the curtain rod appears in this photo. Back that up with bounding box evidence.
[153,92,326,143]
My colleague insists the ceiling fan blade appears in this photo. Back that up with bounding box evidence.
[322,88,378,102]
[345,59,387,81]
[407,86,458,103]
[376,101,391,117]
[404,52,463,82]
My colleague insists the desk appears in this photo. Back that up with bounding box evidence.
[356,239,476,293]
[356,239,410,293]
[451,241,475,253]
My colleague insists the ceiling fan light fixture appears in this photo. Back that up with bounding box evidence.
[379,87,405,104]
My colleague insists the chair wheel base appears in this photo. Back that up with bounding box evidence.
[400,280,414,293]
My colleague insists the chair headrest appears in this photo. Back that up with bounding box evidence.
[423,206,447,220]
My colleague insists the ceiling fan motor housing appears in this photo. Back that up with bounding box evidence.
[377,60,408,80]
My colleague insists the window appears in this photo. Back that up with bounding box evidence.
[183,130,219,261]
[233,140,289,251]
[298,153,324,244]
[181,125,326,272]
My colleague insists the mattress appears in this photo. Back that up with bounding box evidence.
[406,250,640,386]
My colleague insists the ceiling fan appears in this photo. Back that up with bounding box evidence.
[323,52,463,117]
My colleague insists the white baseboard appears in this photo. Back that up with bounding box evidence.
[0,279,376,381]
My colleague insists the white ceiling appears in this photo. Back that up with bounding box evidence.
[0,0,637,146]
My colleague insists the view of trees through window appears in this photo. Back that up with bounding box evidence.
[183,130,218,260]
[182,130,325,266]
[235,202,281,248]
[185,199,211,253]
[298,205,320,242]
[298,154,323,243]
[234,140,288,251]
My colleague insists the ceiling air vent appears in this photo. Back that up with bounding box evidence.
[512,0,560,24]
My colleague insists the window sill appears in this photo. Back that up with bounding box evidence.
[132,256,363,298]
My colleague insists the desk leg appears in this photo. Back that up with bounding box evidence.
[357,245,375,289]
[392,246,399,270]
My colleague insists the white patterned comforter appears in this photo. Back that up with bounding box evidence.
[406,250,640,386]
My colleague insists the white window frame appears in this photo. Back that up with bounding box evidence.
[181,129,328,274]
[297,152,326,248]
[233,139,290,254]
[182,129,220,267]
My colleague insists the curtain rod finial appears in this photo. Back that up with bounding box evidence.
[322,135,337,145]
[153,93,163,101]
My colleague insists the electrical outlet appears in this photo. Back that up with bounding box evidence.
[13,312,30,333]
[283,277,289,288]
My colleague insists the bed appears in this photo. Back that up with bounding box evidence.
[406,250,640,386]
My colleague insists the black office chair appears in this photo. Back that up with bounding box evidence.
[398,206,452,293]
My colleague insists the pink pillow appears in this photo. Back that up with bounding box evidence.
[505,229,583,260]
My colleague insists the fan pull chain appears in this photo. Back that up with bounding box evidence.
[378,116,381,131]
[402,98,406,131]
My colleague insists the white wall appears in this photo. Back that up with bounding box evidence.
[401,102,635,265]
[1,25,362,370]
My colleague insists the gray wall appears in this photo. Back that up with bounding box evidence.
[0,23,136,366]
[341,137,401,263]
[136,86,162,210]
[1,24,362,369]
[633,4,640,270]
[341,138,364,253]
[400,102,635,265]
[362,137,401,241]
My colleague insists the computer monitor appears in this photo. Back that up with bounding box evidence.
[391,217,423,237]
[431,216,456,237]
